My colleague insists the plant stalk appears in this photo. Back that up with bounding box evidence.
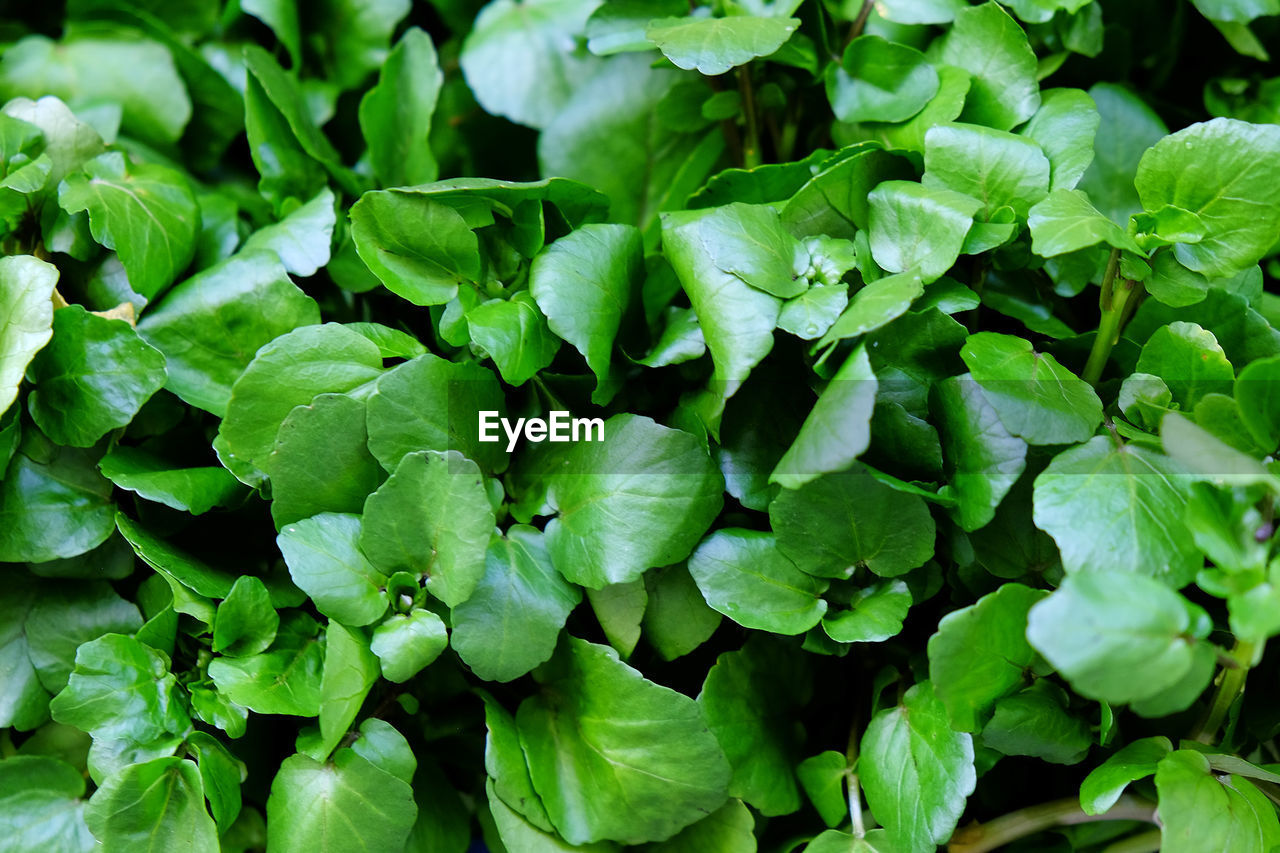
[1100,828,1163,853]
[738,66,762,169]
[844,0,875,50]
[947,795,1158,853]
[1082,248,1140,385]
[1192,638,1260,744]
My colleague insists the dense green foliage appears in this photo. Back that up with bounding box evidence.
[4,1,1280,851]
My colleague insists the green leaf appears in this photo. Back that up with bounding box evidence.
[314,0,411,91]
[797,752,848,828]
[26,581,143,694]
[1079,736,1171,814]
[927,583,1046,732]
[28,305,166,447]
[212,576,279,658]
[697,639,807,815]
[531,224,644,403]
[0,587,49,730]
[186,732,243,830]
[661,206,783,430]
[1026,572,1210,703]
[218,324,383,478]
[960,331,1103,445]
[1192,0,1280,21]
[1156,749,1280,853]
[58,153,198,300]
[98,446,243,516]
[816,271,924,345]
[358,28,441,188]
[1027,188,1143,256]
[687,529,828,634]
[1,96,103,189]
[361,450,494,607]
[645,15,800,76]
[0,444,115,563]
[452,525,581,682]
[366,352,507,475]
[85,757,218,853]
[517,636,731,844]
[468,291,563,385]
[350,190,480,306]
[826,35,939,124]
[1135,321,1235,410]
[859,681,975,852]
[586,0,688,54]
[460,0,605,129]
[1078,83,1168,224]
[240,189,336,278]
[317,622,379,760]
[1135,118,1280,277]
[266,749,417,853]
[539,56,722,231]
[641,799,755,853]
[980,683,1091,764]
[779,284,848,341]
[932,375,1028,531]
[136,251,319,417]
[267,394,383,528]
[369,609,448,683]
[939,1,1041,131]
[923,123,1050,219]
[1033,436,1200,584]
[0,755,96,852]
[0,34,192,146]
[1236,355,1280,452]
[821,579,911,643]
[868,180,980,283]
[545,414,723,588]
[770,344,877,488]
[1020,88,1100,192]
[278,513,388,627]
[782,145,909,238]
[0,255,58,418]
[49,634,187,743]
[207,613,323,717]
[642,563,722,661]
[771,465,936,578]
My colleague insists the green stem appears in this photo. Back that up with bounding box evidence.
[1193,638,1260,744]
[843,0,874,51]
[1100,829,1163,853]
[947,795,1158,853]
[738,66,761,169]
[1082,248,1139,385]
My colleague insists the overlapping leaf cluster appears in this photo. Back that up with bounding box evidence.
[4,0,1280,851]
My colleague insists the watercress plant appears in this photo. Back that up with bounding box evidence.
[3,1,1280,852]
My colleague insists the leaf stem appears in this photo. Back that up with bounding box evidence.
[1100,828,1163,853]
[844,716,865,838]
[947,795,1158,853]
[738,66,762,169]
[844,0,874,50]
[1081,248,1140,385]
[1192,638,1260,744]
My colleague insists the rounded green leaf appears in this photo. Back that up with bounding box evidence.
[360,450,494,608]
[278,513,388,627]
[207,613,323,717]
[370,609,448,683]
[1156,749,1280,853]
[85,757,218,853]
[645,15,799,76]
[452,525,580,682]
[516,636,732,844]
[28,305,167,448]
[939,2,1040,131]
[859,681,975,852]
[1032,436,1200,585]
[349,190,479,306]
[1026,572,1210,704]
[923,122,1050,219]
[265,749,417,853]
[1135,321,1235,410]
[771,465,936,579]
[868,180,980,283]
[932,375,1028,531]
[358,27,442,188]
[687,529,828,635]
[136,251,320,417]
[0,254,58,418]
[826,35,939,124]
[544,414,723,589]
[0,755,96,852]
[0,445,115,563]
